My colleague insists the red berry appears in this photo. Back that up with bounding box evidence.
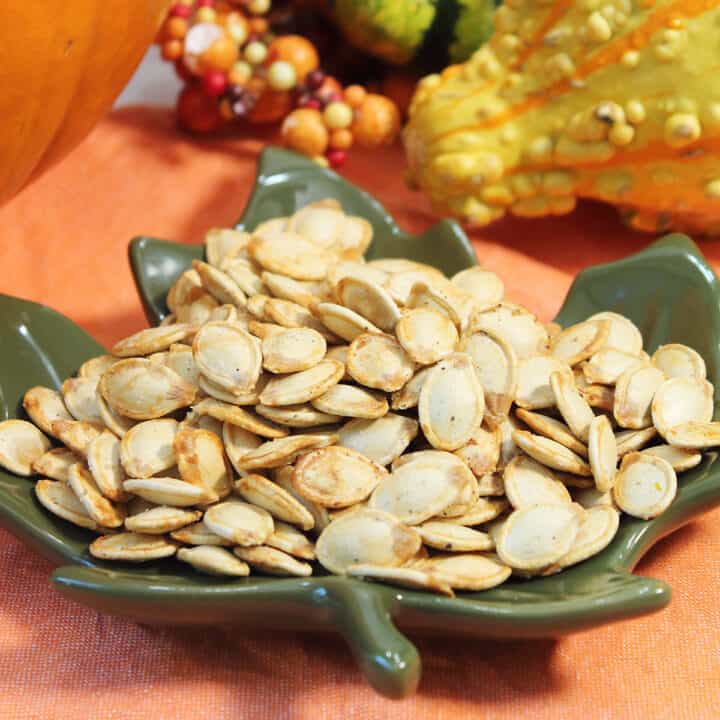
[177,84,223,133]
[326,149,347,168]
[305,69,325,90]
[196,0,214,6]
[174,59,194,83]
[202,69,227,96]
[169,4,191,17]
[299,97,321,110]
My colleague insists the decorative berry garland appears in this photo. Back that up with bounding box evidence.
[156,0,402,168]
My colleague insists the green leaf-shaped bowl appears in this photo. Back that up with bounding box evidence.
[1,148,720,700]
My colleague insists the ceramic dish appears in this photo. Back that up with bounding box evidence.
[1,148,719,699]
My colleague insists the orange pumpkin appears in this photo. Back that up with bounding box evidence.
[0,0,169,205]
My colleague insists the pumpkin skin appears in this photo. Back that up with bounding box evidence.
[404,0,720,235]
[0,0,169,206]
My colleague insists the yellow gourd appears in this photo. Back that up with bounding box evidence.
[403,0,720,234]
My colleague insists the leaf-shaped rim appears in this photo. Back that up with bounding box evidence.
[2,149,720,698]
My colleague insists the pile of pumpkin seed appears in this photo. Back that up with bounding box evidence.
[1,199,718,596]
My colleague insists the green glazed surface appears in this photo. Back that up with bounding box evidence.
[1,148,719,700]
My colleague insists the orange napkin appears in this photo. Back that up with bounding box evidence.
[0,107,718,719]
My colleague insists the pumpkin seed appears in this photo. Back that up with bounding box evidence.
[112,323,192,358]
[587,414,617,492]
[477,472,505,496]
[178,545,250,576]
[164,345,201,388]
[248,321,286,340]
[192,321,261,394]
[0,419,51,476]
[261,271,317,308]
[167,268,204,313]
[313,302,382,342]
[406,280,462,328]
[120,419,178,479]
[222,260,265,297]
[550,370,595,442]
[89,532,177,562]
[315,508,421,574]
[390,366,431,411]
[178,409,224,440]
[453,425,501,477]
[204,500,274,546]
[193,398,288,438]
[328,261,388,291]
[471,303,549,361]
[198,373,266,406]
[205,227,251,267]
[504,455,572,509]
[664,421,720,448]
[496,503,583,571]
[346,333,415,392]
[261,327,326,374]
[32,447,77,482]
[68,463,125,528]
[651,343,706,380]
[265,520,316,559]
[348,563,454,596]
[417,521,494,552]
[175,427,232,502]
[61,377,103,425]
[170,521,233,546]
[287,203,346,249]
[419,553,511,591]
[23,386,73,438]
[556,505,620,568]
[233,545,313,577]
[193,259,247,307]
[613,452,677,519]
[338,413,418,466]
[369,452,473,524]
[588,312,643,355]
[551,319,610,366]
[232,433,335,471]
[459,330,517,416]
[572,486,615,509]
[125,506,202,534]
[515,355,572,410]
[51,420,102,457]
[234,473,315,529]
[78,355,121,382]
[514,408,588,458]
[265,298,334,340]
[614,365,665,429]
[513,430,592,476]
[615,427,658,456]
[311,384,388,419]
[336,275,400,332]
[262,361,345,409]
[451,267,504,311]
[87,430,129,502]
[123,477,209,506]
[339,216,373,259]
[583,348,648,385]
[255,403,340,428]
[292,446,386,508]
[641,444,702,471]
[95,388,137,437]
[448,496,510,526]
[35,478,99,530]
[395,308,458,365]
[581,384,615,412]
[651,377,714,438]
[99,358,195,420]
[247,293,270,320]
[249,229,331,280]
[273,465,330,534]
[385,267,447,305]
[419,353,484,451]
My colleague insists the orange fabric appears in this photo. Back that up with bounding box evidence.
[1,107,719,719]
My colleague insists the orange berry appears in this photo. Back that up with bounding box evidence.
[166,16,188,40]
[161,39,184,61]
[329,129,353,150]
[281,109,329,156]
[268,35,319,82]
[344,85,367,109]
[248,89,293,124]
[200,34,239,72]
[351,94,401,147]
[248,17,268,34]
